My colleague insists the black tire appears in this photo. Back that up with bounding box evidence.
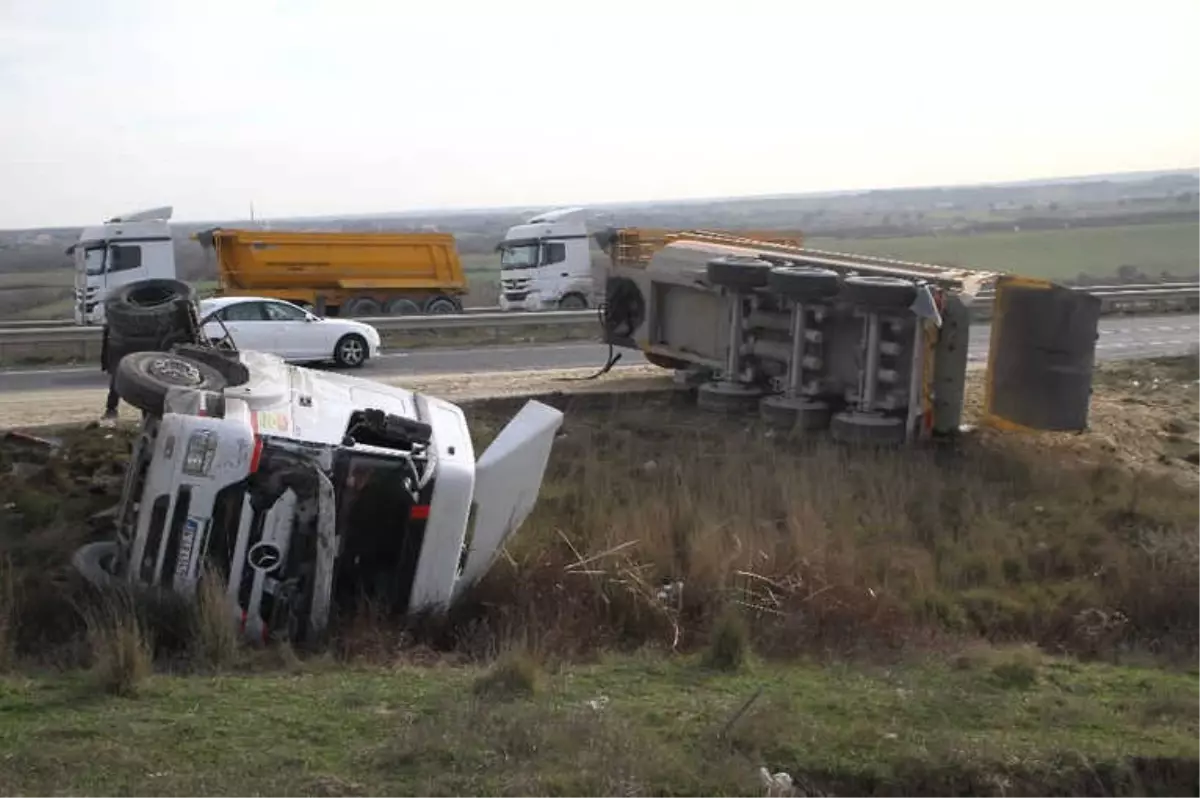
[386,298,421,315]
[644,351,691,371]
[333,334,368,368]
[424,295,461,314]
[767,266,841,302]
[841,275,918,310]
[105,279,197,339]
[169,343,250,387]
[72,541,120,588]
[706,256,771,291]
[114,351,228,416]
[343,297,381,317]
[559,293,588,310]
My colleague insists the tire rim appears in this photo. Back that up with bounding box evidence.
[340,339,364,365]
[148,356,202,385]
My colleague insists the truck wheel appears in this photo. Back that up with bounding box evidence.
[169,343,250,387]
[72,541,121,588]
[424,295,460,314]
[333,334,368,368]
[841,275,918,311]
[342,297,381,317]
[105,279,197,339]
[559,293,588,310]
[767,266,841,302]
[386,298,421,315]
[114,351,228,416]
[706,256,772,291]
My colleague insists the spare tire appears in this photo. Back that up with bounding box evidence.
[706,256,771,291]
[170,343,250,387]
[841,275,918,310]
[767,266,841,302]
[114,351,228,416]
[105,279,197,339]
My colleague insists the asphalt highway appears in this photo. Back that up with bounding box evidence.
[0,314,1195,395]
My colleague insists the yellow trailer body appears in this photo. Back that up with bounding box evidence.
[195,228,469,316]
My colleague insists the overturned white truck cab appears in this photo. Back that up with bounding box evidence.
[75,347,563,644]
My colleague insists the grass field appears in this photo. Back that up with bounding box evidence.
[0,654,1195,795]
[806,221,1199,283]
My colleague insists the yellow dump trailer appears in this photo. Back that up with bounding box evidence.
[194,228,469,316]
[610,228,804,267]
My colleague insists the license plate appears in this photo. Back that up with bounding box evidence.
[175,518,200,580]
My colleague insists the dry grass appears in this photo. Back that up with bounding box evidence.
[81,588,153,696]
[452,374,1198,662]
[189,570,240,671]
[704,604,752,672]
[0,556,14,671]
[472,647,543,699]
[0,359,1196,674]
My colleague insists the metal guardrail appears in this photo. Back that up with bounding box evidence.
[0,285,1195,363]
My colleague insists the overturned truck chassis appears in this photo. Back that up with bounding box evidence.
[600,231,1102,443]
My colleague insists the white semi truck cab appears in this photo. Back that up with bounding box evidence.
[70,206,177,325]
[497,207,595,312]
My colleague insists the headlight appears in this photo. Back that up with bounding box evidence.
[182,430,219,476]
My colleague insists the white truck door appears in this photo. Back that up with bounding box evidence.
[451,400,564,600]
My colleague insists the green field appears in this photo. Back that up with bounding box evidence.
[1,222,1195,321]
[0,653,1195,796]
[806,221,1199,282]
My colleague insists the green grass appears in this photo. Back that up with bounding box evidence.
[807,221,1199,283]
[0,654,1194,796]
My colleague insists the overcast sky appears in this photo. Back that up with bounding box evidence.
[1,0,1197,229]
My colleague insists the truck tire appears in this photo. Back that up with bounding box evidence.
[114,351,228,416]
[841,275,918,311]
[767,266,841,302]
[333,334,368,368]
[169,343,250,387]
[424,295,460,314]
[72,541,120,588]
[342,297,381,317]
[706,256,771,291]
[386,298,421,315]
[105,279,197,339]
[559,293,588,310]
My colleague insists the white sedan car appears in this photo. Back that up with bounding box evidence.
[199,297,382,368]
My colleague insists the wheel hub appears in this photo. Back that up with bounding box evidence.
[148,356,201,386]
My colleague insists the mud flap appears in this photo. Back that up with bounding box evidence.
[451,400,564,601]
[983,275,1101,432]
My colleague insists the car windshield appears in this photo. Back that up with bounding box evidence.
[500,243,539,270]
[83,246,107,276]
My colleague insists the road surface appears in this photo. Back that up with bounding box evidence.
[0,314,1195,395]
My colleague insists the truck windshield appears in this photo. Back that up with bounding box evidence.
[500,244,539,270]
[83,246,107,276]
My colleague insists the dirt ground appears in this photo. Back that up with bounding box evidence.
[0,364,672,429]
[3,357,1196,483]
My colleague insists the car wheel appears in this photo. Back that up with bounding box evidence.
[333,334,368,368]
